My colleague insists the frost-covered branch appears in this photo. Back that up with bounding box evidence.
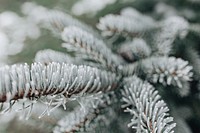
[62,26,123,71]
[121,76,176,132]
[97,10,156,37]
[141,57,193,88]
[0,62,118,103]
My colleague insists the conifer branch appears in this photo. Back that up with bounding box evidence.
[141,57,193,88]
[97,13,156,37]
[0,1,199,132]
[121,76,176,132]
[62,26,124,71]
[0,62,118,103]
[121,57,193,87]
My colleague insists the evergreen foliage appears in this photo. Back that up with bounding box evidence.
[0,0,200,132]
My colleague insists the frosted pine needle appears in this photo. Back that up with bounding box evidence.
[141,57,193,88]
[97,14,156,37]
[122,76,176,133]
[62,26,123,71]
[0,62,118,104]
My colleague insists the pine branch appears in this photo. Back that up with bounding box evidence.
[1,1,200,132]
[0,62,118,104]
[61,26,123,71]
[121,76,176,133]
[120,56,193,96]
[141,56,193,88]
[97,12,156,37]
